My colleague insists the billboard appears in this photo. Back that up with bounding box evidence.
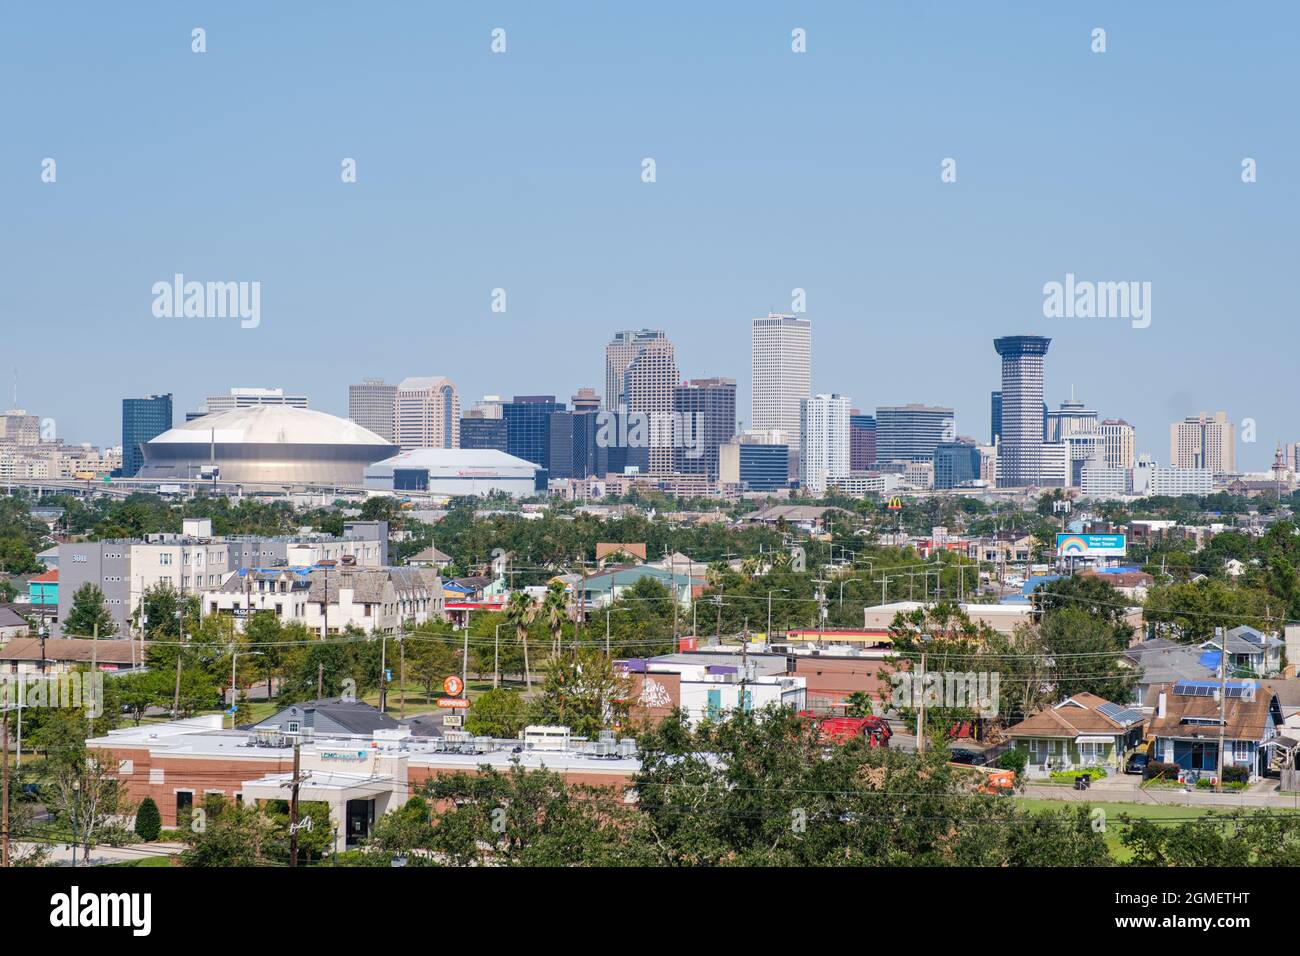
[1056,533,1127,557]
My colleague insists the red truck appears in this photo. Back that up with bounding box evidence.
[798,710,892,747]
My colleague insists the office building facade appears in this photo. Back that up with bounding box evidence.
[1170,412,1236,473]
[394,377,460,451]
[849,412,877,470]
[994,335,1051,487]
[348,379,397,442]
[933,442,982,490]
[1101,419,1136,469]
[121,393,173,478]
[751,313,811,446]
[875,405,954,463]
[672,378,736,481]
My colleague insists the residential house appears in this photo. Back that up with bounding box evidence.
[1145,680,1283,780]
[1005,693,1146,777]
[0,606,31,643]
[204,566,444,635]
[1200,626,1283,677]
[1123,638,1217,707]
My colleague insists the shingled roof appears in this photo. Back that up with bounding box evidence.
[1005,692,1144,739]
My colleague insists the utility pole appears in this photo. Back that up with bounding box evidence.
[461,621,469,691]
[173,603,184,718]
[379,635,388,714]
[317,663,324,699]
[2,704,10,868]
[916,636,930,756]
[289,737,302,868]
[493,623,501,688]
[1216,626,1227,794]
[89,622,98,734]
[399,636,406,720]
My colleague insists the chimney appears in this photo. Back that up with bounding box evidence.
[1157,691,1167,718]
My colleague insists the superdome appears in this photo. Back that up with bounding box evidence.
[138,406,399,485]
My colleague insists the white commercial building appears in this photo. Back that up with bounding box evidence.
[364,447,543,498]
[799,393,850,496]
[751,313,811,449]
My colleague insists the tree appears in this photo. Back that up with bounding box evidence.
[541,580,569,657]
[62,583,118,637]
[1037,606,1137,704]
[505,591,537,693]
[466,687,528,738]
[39,712,135,864]
[181,796,281,867]
[533,649,632,738]
[115,669,171,725]
[135,797,162,841]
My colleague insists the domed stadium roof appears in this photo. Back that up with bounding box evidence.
[148,406,390,447]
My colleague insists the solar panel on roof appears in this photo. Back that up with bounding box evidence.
[1097,702,1144,726]
[1173,681,1216,697]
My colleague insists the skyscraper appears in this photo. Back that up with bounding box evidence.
[933,441,982,489]
[617,336,678,474]
[503,395,564,470]
[875,405,954,463]
[1100,419,1136,469]
[751,313,811,445]
[993,335,1051,487]
[849,411,877,470]
[673,377,737,481]
[604,330,670,411]
[799,393,850,496]
[1170,412,1236,473]
[990,391,1002,444]
[348,379,397,441]
[394,377,460,451]
[121,393,173,477]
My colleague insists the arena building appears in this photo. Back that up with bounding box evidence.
[137,405,398,485]
[363,447,546,498]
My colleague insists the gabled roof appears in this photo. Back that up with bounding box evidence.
[1006,692,1143,739]
[1145,682,1279,741]
[254,697,400,735]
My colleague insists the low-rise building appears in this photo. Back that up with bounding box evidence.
[1146,680,1282,780]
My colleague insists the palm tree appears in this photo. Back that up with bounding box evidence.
[505,590,538,692]
[541,580,568,657]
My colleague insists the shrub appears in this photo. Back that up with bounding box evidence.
[996,748,1028,774]
[1049,767,1107,782]
[134,797,162,842]
[1223,764,1250,785]
[1144,761,1182,781]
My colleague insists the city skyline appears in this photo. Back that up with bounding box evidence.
[4,4,1295,471]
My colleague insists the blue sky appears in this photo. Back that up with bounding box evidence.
[2,2,1296,469]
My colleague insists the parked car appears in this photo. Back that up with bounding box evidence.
[1124,752,1149,776]
[948,748,987,766]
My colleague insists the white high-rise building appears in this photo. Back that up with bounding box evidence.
[394,377,460,451]
[604,330,671,411]
[1170,412,1235,474]
[994,335,1057,487]
[799,393,850,496]
[751,313,811,447]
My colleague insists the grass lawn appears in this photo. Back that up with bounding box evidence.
[1015,798,1275,863]
[109,856,173,867]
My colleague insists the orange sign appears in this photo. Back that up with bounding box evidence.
[437,697,470,709]
[443,675,464,697]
